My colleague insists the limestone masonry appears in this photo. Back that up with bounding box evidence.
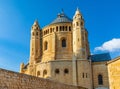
[0,8,117,89]
[0,68,86,89]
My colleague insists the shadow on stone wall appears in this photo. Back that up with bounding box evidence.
[0,68,87,89]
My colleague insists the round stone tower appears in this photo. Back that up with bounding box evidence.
[41,11,73,62]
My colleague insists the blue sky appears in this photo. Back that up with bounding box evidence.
[0,0,120,72]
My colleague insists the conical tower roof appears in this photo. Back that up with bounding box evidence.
[75,7,81,15]
[32,20,41,30]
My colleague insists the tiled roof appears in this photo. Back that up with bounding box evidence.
[50,12,72,24]
[91,53,111,62]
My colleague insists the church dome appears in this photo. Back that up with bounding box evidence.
[50,11,72,25]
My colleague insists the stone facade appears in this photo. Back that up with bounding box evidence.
[107,56,120,89]
[0,68,86,89]
[20,8,111,89]
[92,62,109,89]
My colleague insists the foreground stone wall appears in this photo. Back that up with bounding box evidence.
[0,68,86,89]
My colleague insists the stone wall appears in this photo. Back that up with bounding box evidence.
[92,62,109,89]
[0,68,86,89]
[77,60,92,89]
[107,56,120,89]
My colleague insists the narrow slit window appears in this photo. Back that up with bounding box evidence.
[62,39,66,47]
[44,41,48,50]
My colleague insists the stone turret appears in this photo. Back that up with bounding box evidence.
[29,20,41,64]
[72,8,90,59]
[20,63,24,73]
[73,8,84,59]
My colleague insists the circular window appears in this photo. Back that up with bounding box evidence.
[64,69,69,74]
[55,69,60,74]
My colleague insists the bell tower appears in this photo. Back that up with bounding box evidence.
[72,8,90,59]
[29,20,41,64]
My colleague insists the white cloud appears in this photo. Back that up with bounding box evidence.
[94,38,120,52]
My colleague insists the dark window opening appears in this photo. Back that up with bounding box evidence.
[76,22,79,26]
[32,32,34,36]
[64,69,69,74]
[44,41,48,50]
[62,39,66,47]
[44,31,45,35]
[50,28,52,33]
[48,29,49,33]
[86,73,87,78]
[45,30,47,34]
[83,73,84,78]
[81,22,83,26]
[55,69,59,74]
[36,32,38,36]
[69,26,71,31]
[43,70,47,77]
[56,26,58,31]
[37,71,40,76]
[98,74,103,85]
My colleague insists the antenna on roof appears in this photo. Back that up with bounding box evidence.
[61,8,64,14]
[77,6,79,10]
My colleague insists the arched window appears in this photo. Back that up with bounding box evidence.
[82,73,84,78]
[50,28,52,33]
[86,73,87,78]
[62,39,66,47]
[32,32,34,36]
[37,71,40,77]
[81,22,84,26]
[76,22,79,26]
[43,70,47,77]
[55,69,59,74]
[47,29,49,33]
[65,26,67,31]
[56,26,58,31]
[64,69,69,74]
[36,32,38,36]
[44,41,48,50]
[98,74,103,85]
[69,26,71,31]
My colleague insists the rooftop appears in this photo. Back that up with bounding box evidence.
[91,53,111,62]
[50,11,72,25]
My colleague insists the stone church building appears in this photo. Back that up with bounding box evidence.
[20,8,112,89]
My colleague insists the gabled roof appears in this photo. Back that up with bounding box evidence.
[50,12,72,25]
[107,56,120,64]
[91,53,111,62]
